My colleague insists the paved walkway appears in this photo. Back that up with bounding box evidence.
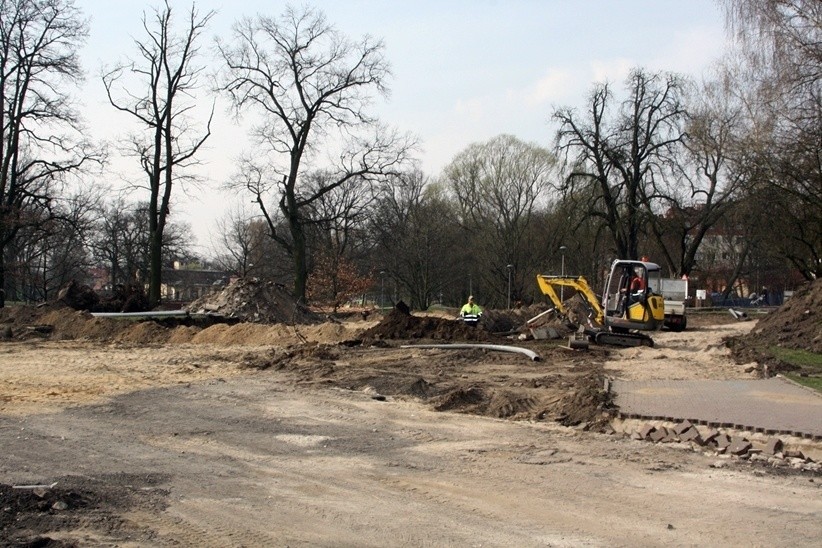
[610,376,822,439]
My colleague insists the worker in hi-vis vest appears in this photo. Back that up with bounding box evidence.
[459,295,483,327]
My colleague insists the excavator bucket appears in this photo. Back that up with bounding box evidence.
[568,332,590,350]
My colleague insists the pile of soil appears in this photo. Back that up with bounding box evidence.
[0,303,112,340]
[362,307,493,341]
[187,277,319,324]
[0,304,219,343]
[729,278,822,374]
[0,474,168,546]
[56,280,150,313]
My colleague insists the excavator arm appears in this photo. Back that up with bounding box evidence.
[535,275,605,326]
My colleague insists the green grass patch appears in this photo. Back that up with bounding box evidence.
[768,347,822,370]
[770,347,822,393]
[785,375,822,393]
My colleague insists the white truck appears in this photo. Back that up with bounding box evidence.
[649,277,688,331]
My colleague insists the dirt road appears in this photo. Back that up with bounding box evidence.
[1,315,820,546]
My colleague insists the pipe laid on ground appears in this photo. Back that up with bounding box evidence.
[400,343,540,362]
[90,310,194,319]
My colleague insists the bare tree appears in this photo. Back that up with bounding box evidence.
[304,170,377,258]
[554,68,687,260]
[90,199,194,290]
[369,170,463,309]
[720,0,821,280]
[722,0,820,91]
[646,76,747,277]
[217,5,415,303]
[211,204,265,278]
[537,181,618,284]
[90,199,148,288]
[302,169,379,301]
[444,134,556,305]
[8,189,96,301]
[102,1,214,307]
[0,0,100,305]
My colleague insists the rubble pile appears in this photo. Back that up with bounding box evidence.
[625,420,820,472]
[481,301,581,340]
[186,277,319,325]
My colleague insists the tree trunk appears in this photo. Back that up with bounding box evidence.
[289,219,308,304]
[148,229,162,308]
[0,251,5,307]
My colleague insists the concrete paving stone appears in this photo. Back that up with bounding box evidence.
[639,424,656,440]
[764,437,783,455]
[715,434,732,449]
[702,429,720,444]
[728,438,752,456]
[649,428,667,443]
[784,449,806,459]
[679,427,702,444]
[673,420,694,435]
[611,377,822,439]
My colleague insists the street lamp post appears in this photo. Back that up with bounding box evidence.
[506,264,514,309]
[559,245,567,301]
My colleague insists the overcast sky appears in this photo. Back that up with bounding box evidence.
[78,0,729,254]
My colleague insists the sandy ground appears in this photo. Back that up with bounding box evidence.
[0,316,759,417]
[1,316,820,546]
[604,320,759,380]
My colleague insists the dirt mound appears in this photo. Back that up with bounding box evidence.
[362,307,492,341]
[186,278,319,324]
[0,304,125,341]
[56,279,100,311]
[729,278,822,373]
[55,280,150,313]
[0,302,62,327]
[482,303,552,333]
[0,474,168,547]
[429,372,607,426]
[751,279,822,353]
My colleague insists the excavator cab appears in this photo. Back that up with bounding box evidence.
[602,260,665,332]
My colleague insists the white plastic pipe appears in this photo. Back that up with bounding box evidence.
[400,343,540,361]
[90,310,191,319]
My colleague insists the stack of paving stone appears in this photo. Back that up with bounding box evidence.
[629,420,820,472]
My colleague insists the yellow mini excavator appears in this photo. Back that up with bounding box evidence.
[536,259,666,347]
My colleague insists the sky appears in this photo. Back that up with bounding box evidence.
[77,0,729,256]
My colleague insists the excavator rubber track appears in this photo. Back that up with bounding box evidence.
[593,331,654,348]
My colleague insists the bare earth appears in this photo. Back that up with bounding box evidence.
[0,311,820,546]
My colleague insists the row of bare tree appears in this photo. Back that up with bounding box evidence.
[0,0,818,311]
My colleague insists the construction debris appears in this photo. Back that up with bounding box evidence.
[626,420,820,472]
[186,277,318,324]
[729,308,750,321]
